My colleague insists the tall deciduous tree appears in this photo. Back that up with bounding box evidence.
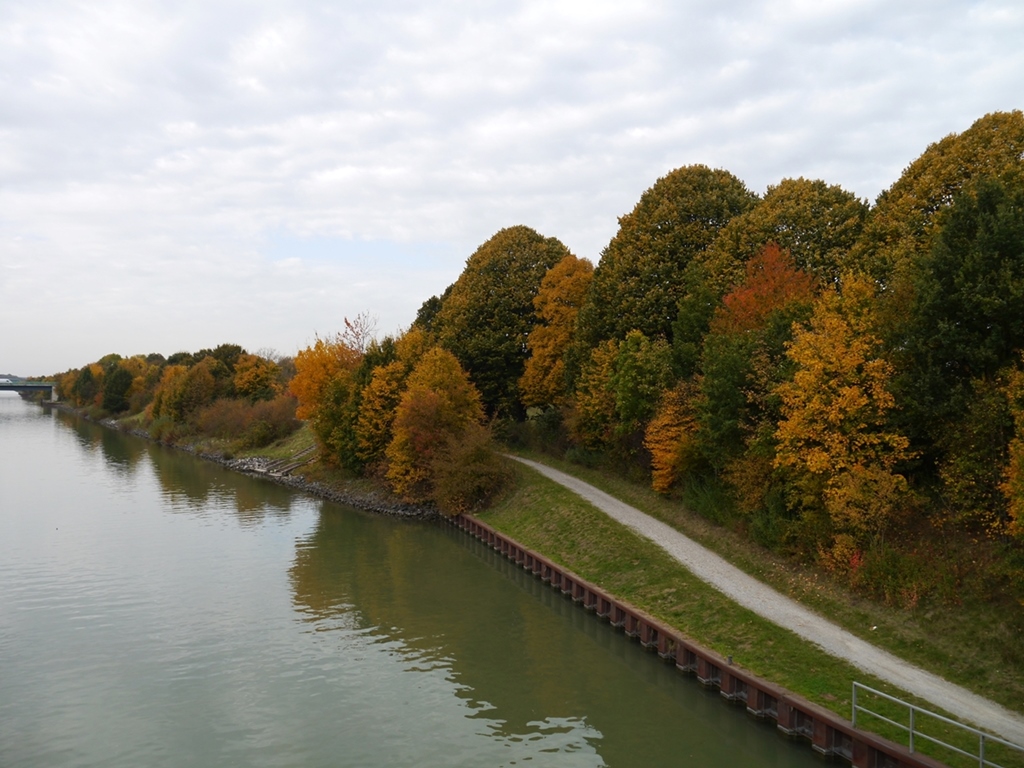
[644,382,700,494]
[233,353,281,402]
[891,175,1024,532]
[774,274,913,546]
[149,365,187,419]
[519,254,594,407]
[896,176,1024,436]
[674,178,865,375]
[102,364,134,413]
[609,330,674,439]
[572,165,756,378]
[1001,360,1024,538]
[355,360,406,468]
[434,225,571,417]
[708,244,817,336]
[568,340,619,450]
[311,371,362,469]
[853,110,1024,283]
[71,364,99,406]
[290,322,374,468]
[695,246,817,475]
[290,332,362,420]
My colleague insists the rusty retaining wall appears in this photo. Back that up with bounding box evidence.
[449,513,949,768]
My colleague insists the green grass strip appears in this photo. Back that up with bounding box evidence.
[507,448,1024,719]
[479,460,1023,768]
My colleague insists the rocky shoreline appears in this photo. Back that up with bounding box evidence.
[217,455,440,520]
[41,400,439,521]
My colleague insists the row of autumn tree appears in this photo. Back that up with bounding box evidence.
[54,111,1023,604]
[53,344,300,449]
[289,111,1024,604]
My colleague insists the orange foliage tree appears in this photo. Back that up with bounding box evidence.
[385,347,484,502]
[153,357,224,422]
[149,364,188,419]
[644,382,700,493]
[290,332,362,420]
[696,244,818,507]
[709,243,817,335]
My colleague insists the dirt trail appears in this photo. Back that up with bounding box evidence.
[514,456,1024,746]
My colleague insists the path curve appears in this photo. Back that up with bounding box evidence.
[513,456,1024,746]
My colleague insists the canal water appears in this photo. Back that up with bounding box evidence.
[0,395,820,767]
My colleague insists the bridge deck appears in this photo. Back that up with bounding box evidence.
[0,382,56,390]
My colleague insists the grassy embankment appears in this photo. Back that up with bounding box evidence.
[474,450,1024,768]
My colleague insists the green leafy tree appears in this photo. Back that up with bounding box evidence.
[211,343,245,374]
[696,331,756,473]
[1001,360,1024,537]
[102,364,134,413]
[434,225,571,417]
[896,176,1024,437]
[571,165,757,379]
[166,351,194,366]
[935,377,1013,534]
[311,371,363,470]
[71,365,99,406]
[888,175,1024,531]
[430,423,512,515]
[413,287,451,333]
[608,330,674,439]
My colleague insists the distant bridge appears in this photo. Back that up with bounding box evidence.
[0,380,57,400]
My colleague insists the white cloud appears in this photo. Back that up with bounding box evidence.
[1,0,1021,373]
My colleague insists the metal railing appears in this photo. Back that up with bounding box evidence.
[852,682,1024,768]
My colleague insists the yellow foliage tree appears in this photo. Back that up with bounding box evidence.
[153,357,222,422]
[567,339,619,450]
[385,348,484,502]
[149,365,188,419]
[355,360,406,467]
[233,353,281,402]
[774,274,913,543]
[519,254,594,407]
[395,325,432,371]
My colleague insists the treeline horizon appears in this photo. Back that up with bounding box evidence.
[51,110,1024,614]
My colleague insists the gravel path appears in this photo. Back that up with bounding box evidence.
[514,456,1024,746]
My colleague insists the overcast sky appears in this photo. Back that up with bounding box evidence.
[2,0,1021,375]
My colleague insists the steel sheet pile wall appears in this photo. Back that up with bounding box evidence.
[450,514,948,768]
